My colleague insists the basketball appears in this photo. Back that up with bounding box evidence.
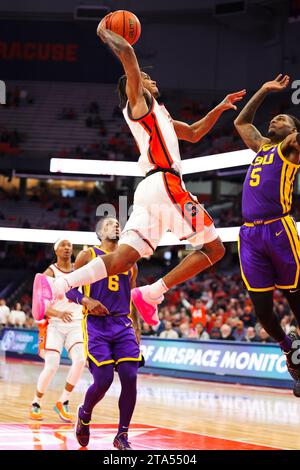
[104,10,141,46]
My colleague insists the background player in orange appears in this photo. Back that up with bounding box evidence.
[30,239,85,422]
[33,19,246,328]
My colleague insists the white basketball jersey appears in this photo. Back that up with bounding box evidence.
[123,97,182,176]
[48,264,83,323]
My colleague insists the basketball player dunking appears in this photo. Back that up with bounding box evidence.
[32,22,246,327]
[66,217,142,450]
[234,74,300,394]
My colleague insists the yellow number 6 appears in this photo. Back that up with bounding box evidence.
[250,167,262,187]
[108,275,119,291]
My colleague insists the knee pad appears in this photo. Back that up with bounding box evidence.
[44,350,60,374]
[69,342,85,366]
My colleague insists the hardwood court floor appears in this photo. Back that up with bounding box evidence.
[0,358,300,450]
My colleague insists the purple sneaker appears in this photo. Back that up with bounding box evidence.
[74,405,90,447]
[113,432,132,450]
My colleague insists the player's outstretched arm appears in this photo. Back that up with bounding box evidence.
[97,21,148,119]
[234,74,290,152]
[173,90,246,143]
[71,248,109,315]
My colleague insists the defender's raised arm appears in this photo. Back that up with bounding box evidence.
[234,74,290,152]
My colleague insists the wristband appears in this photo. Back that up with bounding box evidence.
[66,288,84,305]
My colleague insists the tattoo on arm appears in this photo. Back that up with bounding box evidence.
[99,28,130,58]
[235,88,267,125]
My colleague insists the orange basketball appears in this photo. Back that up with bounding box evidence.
[105,10,141,46]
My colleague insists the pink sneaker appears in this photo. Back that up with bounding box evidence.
[131,286,162,326]
[32,274,54,321]
[32,274,66,321]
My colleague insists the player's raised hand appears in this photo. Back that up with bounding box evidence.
[261,74,290,93]
[83,297,109,316]
[97,13,113,41]
[219,90,247,111]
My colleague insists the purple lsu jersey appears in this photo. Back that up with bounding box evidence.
[83,246,132,316]
[82,246,141,367]
[242,141,299,222]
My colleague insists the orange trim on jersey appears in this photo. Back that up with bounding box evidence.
[130,102,173,168]
[130,229,155,253]
[67,341,84,353]
[162,172,212,233]
[144,112,174,168]
[126,96,154,122]
[53,263,74,274]
[128,97,175,169]
[47,266,55,277]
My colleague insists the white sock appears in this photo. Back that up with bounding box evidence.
[59,389,71,404]
[148,279,168,300]
[59,257,108,290]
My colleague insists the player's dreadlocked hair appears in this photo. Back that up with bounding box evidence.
[117,66,154,110]
[287,114,300,132]
[118,74,128,110]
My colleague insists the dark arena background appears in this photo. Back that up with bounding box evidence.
[0,0,300,457]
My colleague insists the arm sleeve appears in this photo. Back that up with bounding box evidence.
[66,288,84,305]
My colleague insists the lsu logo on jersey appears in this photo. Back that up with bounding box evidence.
[252,151,275,167]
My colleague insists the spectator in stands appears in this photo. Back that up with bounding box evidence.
[232,320,246,341]
[280,314,292,334]
[8,302,26,328]
[178,322,191,339]
[244,327,259,342]
[159,321,179,339]
[59,108,77,120]
[209,317,223,340]
[180,293,206,327]
[220,324,235,341]
[205,313,215,334]
[25,316,35,329]
[258,328,274,343]
[141,322,155,336]
[0,298,10,327]
[240,306,256,327]
[194,322,210,341]
[89,101,100,114]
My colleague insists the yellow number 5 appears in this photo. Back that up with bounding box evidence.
[250,167,262,187]
[108,275,119,291]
